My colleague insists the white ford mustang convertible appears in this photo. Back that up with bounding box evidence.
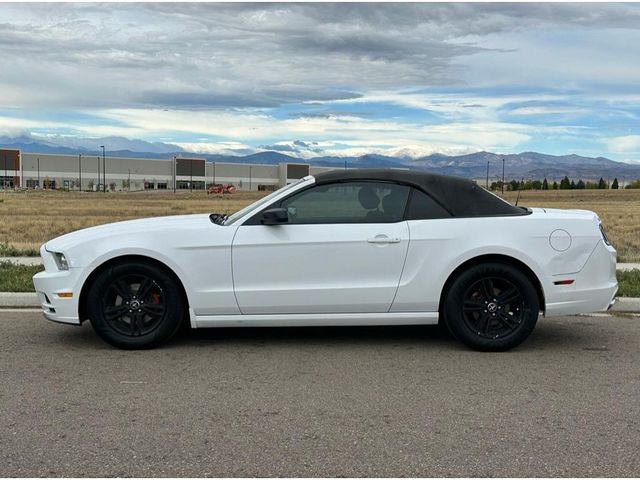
[33,169,618,351]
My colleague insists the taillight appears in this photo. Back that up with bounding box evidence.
[599,223,611,246]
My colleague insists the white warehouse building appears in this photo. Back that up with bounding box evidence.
[0,148,338,191]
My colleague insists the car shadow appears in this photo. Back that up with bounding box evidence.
[50,317,598,353]
[172,323,459,348]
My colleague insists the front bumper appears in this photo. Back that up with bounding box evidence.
[32,250,83,325]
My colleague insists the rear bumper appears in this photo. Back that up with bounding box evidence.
[545,240,618,316]
[32,268,82,325]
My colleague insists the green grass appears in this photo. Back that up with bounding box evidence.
[0,261,42,292]
[0,242,40,257]
[616,270,640,297]
[1,261,639,299]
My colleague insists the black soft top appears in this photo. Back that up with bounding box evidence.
[313,168,525,217]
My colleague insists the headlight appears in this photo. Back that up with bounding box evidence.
[52,252,69,270]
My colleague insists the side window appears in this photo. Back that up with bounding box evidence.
[405,188,451,220]
[280,181,410,224]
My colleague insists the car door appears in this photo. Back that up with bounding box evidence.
[232,181,411,314]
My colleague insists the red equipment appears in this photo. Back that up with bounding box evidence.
[207,183,237,195]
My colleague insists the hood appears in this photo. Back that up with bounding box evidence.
[45,214,214,252]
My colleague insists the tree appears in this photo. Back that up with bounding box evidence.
[509,179,520,191]
[560,176,571,189]
[598,177,607,189]
[552,181,559,190]
[542,178,549,190]
[577,179,586,189]
[612,178,619,189]
[570,180,576,189]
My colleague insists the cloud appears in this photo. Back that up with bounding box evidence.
[508,106,591,116]
[1,3,640,161]
[604,135,640,154]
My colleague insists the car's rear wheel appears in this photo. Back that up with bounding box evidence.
[444,263,539,351]
[87,261,184,349]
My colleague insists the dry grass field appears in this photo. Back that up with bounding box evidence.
[1,187,639,261]
[0,189,265,256]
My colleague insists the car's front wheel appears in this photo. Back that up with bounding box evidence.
[444,263,539,351]
[86,261,184,349]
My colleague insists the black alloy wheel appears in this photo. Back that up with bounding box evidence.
[102,274,166,337]
[462,276,525,339]
[87,261,184,349]
[444,263,539,351]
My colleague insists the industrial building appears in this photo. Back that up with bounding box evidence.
[0,148,337,191]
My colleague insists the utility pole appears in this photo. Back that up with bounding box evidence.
[128,169,131,191]
[173,156,176,193]
[486,161,489,189]
[213,162,216,185]
[501,158,505,195]
[249,165,252,191]
[189,159,193,192]
[3,153,7,190]
[37,157,40,188]
[78,153,82,191]
[100,146,106,192]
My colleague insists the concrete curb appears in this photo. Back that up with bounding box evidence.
[0,292,39,307]
[610,297,640,313]
[0,291,639,313]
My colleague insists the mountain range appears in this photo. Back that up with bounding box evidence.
[2,135,640,180]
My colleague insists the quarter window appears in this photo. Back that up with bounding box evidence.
[405,188,451,220]
[280,181,410,224]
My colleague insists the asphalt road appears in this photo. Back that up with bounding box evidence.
[1,311,639,477]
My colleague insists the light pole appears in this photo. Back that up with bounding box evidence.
[100,146,106,192]
[128,169,131,191]
[37,157,40,188]
[78,153,82,191]
[249,165,252,191]
[501,158,505,195]
[96,156,100,190]
[189,159,193,192]
[3,153,7,190]
[173,156,176,193]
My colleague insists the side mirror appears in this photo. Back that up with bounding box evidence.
[261,208,289,225]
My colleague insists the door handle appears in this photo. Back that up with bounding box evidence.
[367,235,401,244]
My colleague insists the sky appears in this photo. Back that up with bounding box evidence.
[1,2,640,161]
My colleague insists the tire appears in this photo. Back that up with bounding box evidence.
[444,262,539,351]
[86,261,185,349]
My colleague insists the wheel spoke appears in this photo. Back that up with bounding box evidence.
[137,277,154,301]
[497,287,521,305]
[104,304,128,321]
[141,303,165,317]
[478,313,491,335]
[112,280,132,301]
[480,278,494,300]
[496,311,518,329]
[464,299,484,312]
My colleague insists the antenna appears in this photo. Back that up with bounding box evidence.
[515,177,524,206]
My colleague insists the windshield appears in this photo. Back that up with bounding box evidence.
[223,178,308,225]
